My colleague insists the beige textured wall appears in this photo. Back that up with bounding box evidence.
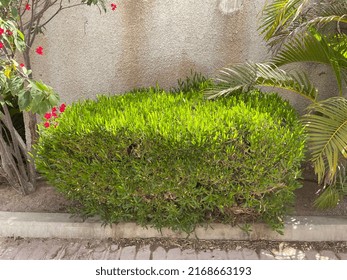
[30,0,335,112]
[30,0,269,103]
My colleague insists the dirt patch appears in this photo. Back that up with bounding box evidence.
[0,177,346,216]
[0,179,73,213]
[294,180,347,216]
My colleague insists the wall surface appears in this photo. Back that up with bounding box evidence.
[30,0,336,112]
[31,0,269,103]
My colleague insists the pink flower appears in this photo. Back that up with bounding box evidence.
[6,30,13,36]
[59,103,66,113]
[111,3,117,11]
[20,63,25,68]
[44,122,50,128]
[0,28,4,36]
[0,42,3,49]
[44,113,52,120]
[36,46,43,55]
[25,3,31,11]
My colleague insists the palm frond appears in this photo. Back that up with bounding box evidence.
[260,0,347,51]
[307,0,347,30]
[331,33,347,56]
[317,0,347,18]
[304,15,347,30]
[313,162,347,209]
[272,31,347,94]
[259,0,311,42]
[313,186,342,209]
[204,62,317,101]
[303,97,347,184]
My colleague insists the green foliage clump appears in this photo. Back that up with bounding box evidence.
[170,70,212,93]
[34,87,305,233]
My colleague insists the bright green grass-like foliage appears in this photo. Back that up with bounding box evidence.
[34,88,305,233]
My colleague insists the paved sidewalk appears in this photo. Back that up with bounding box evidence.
[0,238,346,260]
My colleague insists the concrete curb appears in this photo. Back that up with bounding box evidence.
[0,212,346,241]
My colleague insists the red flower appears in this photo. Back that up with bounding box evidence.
[25,3,31,10]
[6,30,13,36]
[36,46,43,55]
[0,28,4,36]
[44,122,50,128]
[0,42,3,49]
[59,103,66,113]
[111,3,117,11]
[44,113,52,120]
[52,111,58,118]
[20,63,25,68]
[52,107,57,113]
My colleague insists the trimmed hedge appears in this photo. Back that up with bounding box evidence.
[34,87,305,233]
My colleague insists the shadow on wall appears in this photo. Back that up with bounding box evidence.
[118,0,149,90]
[117,0,250,92]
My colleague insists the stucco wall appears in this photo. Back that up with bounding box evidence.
[30,0,269,102]
[30,0,336,112]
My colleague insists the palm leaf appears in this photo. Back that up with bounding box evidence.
[313,186,342,209]
[259,0,310,41]
[317,0,347,18]
[313,163,347,209]
[304,15,347,30]
[260,0,347,50]
[204,62,317,101]
[297,1,347,31]
[272,31,347,94]
[303,97,347,184]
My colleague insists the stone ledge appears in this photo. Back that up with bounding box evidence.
[0,212,346,241]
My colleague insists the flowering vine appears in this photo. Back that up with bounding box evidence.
[43,103,66,128]
[35,46,43,55]
[111,3,117,11]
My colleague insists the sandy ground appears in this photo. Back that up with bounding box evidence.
[0,179,73,213]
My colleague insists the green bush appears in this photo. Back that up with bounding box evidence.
[34,87,305,233]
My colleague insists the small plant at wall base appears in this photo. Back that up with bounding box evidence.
[34,87,306,233]
[170,70,212,94]
[205,0,347,208]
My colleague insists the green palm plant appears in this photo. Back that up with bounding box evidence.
[205,0,347,208]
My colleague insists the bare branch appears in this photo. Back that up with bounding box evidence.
[19,0,26,17]
[0,114,29,156]
[0,140,27,194]
[0,98,31,194]
[0,101,30,180]
[38,2,86,30]
[35,0,63,32]
[22,0,58,36]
